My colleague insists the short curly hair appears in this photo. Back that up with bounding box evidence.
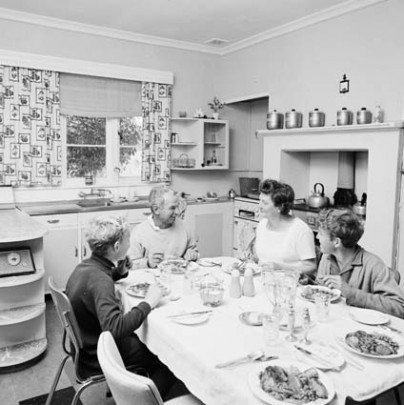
[317,208,364,248]
[85,215,130,256]
[259,179,295,215]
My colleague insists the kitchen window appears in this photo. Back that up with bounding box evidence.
[63,115,142,186]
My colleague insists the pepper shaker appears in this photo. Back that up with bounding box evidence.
[229,269,242,298]
[302,307,312,345]
[242,268,255,297]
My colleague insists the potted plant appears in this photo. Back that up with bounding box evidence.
[208,97,224,120]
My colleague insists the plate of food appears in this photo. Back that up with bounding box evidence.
[337,327,404,359]
[297,285,341,303]
[126,282,170,299]
[222,259,261,276]
[248,360,335,405]
[349,308,390,326]
[158,259,198,275]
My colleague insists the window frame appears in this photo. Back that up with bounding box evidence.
[61,115,142,187]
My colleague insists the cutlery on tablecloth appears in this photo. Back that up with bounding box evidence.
[215,351,278,369]
[335,338,365,370]
[167,310,212,319]
[294,346,340,371]
[379,324,404,335]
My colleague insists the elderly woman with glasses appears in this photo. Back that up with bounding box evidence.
[251,179,316,275]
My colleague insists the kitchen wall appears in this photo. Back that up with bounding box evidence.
[0,18,239,201]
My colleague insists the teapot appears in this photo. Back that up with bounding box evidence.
[307,183,329,209]
[228,188,237,199]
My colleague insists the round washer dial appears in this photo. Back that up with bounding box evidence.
[7,252,21,266]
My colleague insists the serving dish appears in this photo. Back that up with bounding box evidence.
[297,285,341,303]
[248,360,335,405]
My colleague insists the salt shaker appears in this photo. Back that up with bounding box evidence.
[242,268,255,297]
[302,307,312,345]
[285,302,297,342]
[229,269,242,298]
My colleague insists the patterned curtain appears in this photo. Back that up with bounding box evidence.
[0,65,61,186]
[141,82,171,182]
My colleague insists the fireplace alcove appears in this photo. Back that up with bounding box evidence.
[260,122,404,270]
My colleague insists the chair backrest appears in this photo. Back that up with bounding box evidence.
[97,331,164,405]
[48,277,84,379]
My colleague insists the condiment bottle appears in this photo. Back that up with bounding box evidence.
[374,105,384,123]
[242,268,255,297]
[229,269,242,298]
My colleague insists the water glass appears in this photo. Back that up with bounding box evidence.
[315,293,331,322]
[262,313,280,348]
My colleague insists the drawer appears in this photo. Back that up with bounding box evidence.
[34,213,78,228]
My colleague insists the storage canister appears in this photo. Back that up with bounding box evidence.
[266,110,284,130]
[308,108,325,127]
[337,107,353,126]
[356,107,372,124]
[285,109,303,129]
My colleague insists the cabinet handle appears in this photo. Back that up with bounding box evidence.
[75,247,78,257]
[47,219,60,224]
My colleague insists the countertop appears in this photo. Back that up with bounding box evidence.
[17,196,233,216]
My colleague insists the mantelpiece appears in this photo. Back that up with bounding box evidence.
[259,122,404,269]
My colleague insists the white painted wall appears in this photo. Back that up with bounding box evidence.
[215,0,404,123]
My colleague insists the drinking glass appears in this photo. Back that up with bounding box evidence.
[262,313,280,348]
[315,293,331,322]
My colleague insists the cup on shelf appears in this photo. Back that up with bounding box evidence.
[179,111,187,118]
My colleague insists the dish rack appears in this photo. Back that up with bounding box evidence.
[172,153,196,168]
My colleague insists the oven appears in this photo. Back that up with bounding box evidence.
[233,197,260,256]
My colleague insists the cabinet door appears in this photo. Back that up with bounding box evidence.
[40,220,79,291]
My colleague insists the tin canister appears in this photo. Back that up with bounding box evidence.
[356,107,372,124]
[337,107,353,126]
[309,108,325,127]
[266,110,284,130]
[285,109,303,129]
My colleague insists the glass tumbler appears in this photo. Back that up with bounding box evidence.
[315,293,331,322]
[262,313,280,349]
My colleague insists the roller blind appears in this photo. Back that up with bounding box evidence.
[60,73,142,118]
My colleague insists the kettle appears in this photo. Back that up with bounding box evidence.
[228,188,237,199]
[308,183,329,209]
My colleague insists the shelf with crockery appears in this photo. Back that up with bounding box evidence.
[170,118,229,170]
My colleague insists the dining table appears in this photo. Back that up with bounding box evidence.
[116,257,404,405]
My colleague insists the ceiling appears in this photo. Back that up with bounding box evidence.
[0,0,382,54]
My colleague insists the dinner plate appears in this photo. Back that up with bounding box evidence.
[126,282,170,299]
[222,260,261,276]
[336,326,404,359]
[158,259,198,275]
[205,197,219,202]
[198,258,221,267]
[349,308,390,326]
[248,360,335,405]
[297,285,341,303]
[239,311,263,326]
[172,313,209,325]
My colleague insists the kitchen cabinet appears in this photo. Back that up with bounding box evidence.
[223,96,268,173]
[34,213,79,291]
[182,201,233,257]
[0,209,47,371]
[170,118,229,170]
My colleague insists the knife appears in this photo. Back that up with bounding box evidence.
[379,324,404,335]
[294,346,339,370]
[167,310,212,318]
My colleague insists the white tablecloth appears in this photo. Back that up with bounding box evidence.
[117,258,404,405]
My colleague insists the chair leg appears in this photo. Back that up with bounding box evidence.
[71,378,105,405]
[393,387,401,405]
[45,355,70,405]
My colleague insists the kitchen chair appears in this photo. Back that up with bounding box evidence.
[97,331,203,405]
[46,277,106,405]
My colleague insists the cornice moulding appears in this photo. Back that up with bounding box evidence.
[0,0,388,56]
[0,49,173,84]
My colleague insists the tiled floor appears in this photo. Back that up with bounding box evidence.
[0,300,403,405]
